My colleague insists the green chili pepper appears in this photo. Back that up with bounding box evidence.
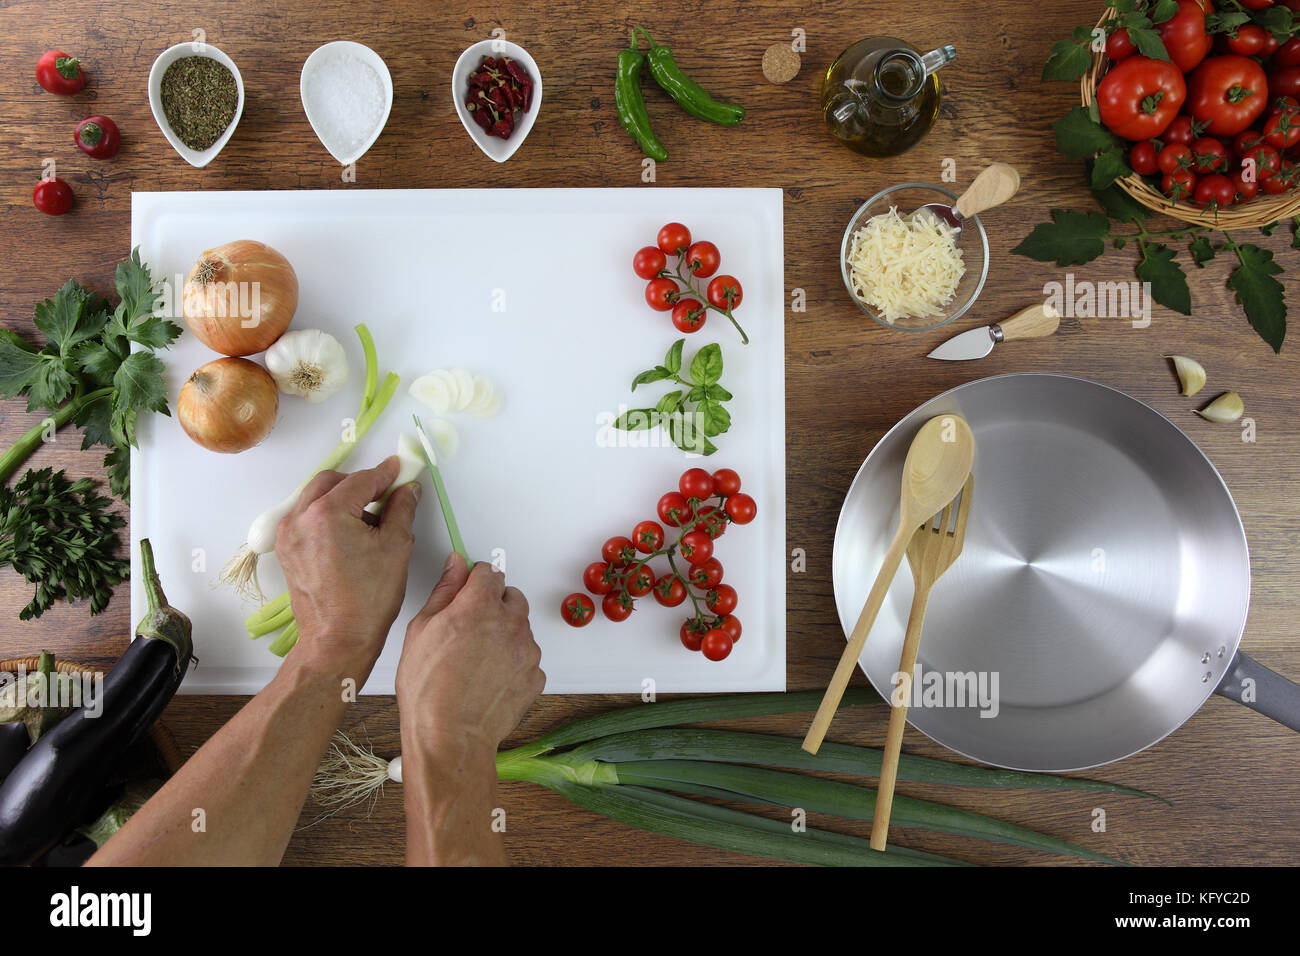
[637,26,745,128]
[615,30,668,162]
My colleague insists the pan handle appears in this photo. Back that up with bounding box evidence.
[1214,651,1300,732]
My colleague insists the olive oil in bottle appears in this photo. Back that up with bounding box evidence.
[822,39,955,157]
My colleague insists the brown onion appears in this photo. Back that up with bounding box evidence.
[182,240,298,356]
[178,357,279,453]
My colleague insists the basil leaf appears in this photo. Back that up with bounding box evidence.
[664,339,684,375]
[655,390,683,414]
[698,399,732,437]
[704,383,733,401]
[614,408,658,430]
[688,343,724,386]
[631,367,670,390]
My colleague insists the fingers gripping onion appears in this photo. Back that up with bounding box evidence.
[177,357,279,453]
[183,240,299,356]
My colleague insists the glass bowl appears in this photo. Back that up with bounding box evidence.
[840,182,989,332]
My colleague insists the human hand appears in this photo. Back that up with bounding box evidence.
[396,553,544,758]
[275,456,420,682]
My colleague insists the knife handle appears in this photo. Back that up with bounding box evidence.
[996,304,1059,342]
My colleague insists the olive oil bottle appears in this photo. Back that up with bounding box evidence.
[822,39,955,157]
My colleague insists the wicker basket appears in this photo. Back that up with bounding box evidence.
[1082,4,1300,227]
[0,656,184,773]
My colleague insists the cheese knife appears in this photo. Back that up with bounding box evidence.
[926,303,1059,361]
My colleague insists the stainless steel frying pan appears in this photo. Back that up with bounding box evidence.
[832,373,1300,772]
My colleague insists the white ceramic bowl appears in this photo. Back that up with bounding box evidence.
[452,39,542,163]
[148,42,245,168]
[300,41,393,166]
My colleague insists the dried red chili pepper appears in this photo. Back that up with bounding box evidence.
[465,54,532,139]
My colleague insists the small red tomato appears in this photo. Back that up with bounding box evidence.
[583,561,615,595]
[1158,143,1194,174]
[625,564,655,597]
[684,240,720,277]
[1266,95,1300,118]
[692,504,726,538]
[561,592,595,627]
[1194,173,1235,208]
[1189,137,1229,172]
[602,535,635,567]
[680,530,714,566]
[1277,38,1300,67]
[1241,142,1282,178]
[724,492,757,524]
[75,115,120,159]
[717,614,742,644]
[632,520,664,553]
[711,467,741,496]
[1130,140,1160,176]
[633,245,666,280]
[706,583,738,616]
[653,574,687,607]
[689,557,724,589]
[1262,162,1296,192]
[1162,168,1198,201]
[1162,115,1198,146]
[36,50,85,95]
[671,297,707,333]
[32,178,74,215]
[679,467,715,501]
[680,619,706,651]
[706,274,743,310]
[1263,107,1300,151]
[657,222,691,256]
[602,591,634,622]
[1272,66,1300,102]
[1106,29,1137,62]
[1231,129,1262,157]
[645,277,679,311]
[1231,168,1260,201]
[657,491,693,527]
[701,629,734,661]
[1227,25,1270,58]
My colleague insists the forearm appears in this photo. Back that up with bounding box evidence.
[89,653,353,867]
[401,726,506,866]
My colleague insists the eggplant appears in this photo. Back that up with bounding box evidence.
[0,722,29,785]
[0,539,191,865]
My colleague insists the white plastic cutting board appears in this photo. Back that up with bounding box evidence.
[130,189,785,695]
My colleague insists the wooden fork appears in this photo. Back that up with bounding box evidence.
[869,475,974,851]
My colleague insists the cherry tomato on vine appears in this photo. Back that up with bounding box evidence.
[685,240,720,278]
[657,222,691,257]
[1130,140,1160,176]
[583,561,616,595]
[717,614,742,644]
[1231,129,1262,157]
[1194,173,1235,208]
[602,535,636,567]
[1277,38,1300,68]
[561,593,595,627]
[1190,137,1229,172]
[706,274,743,310]
[1105,29,1137,62]
[1162,168,1198,201]
[1162,115,1200,145]
[625,564,655,597]
[1266,95,1300,118]
[602,591,634,622]
[632,520,664,553]
[32,178,74,215]
[701,629,734,661]
[693,505,726,538]
[690,557,724,589]
[711,467,741,496]
[74,115,120,159]
[633,245,666,279]
[645,277,680,311]
[680,531,714,565]
[1231,168,1259,201]
[724,493,757,524]
[679,467,715,501]
[706,584,738,616]
[1227,25,1271,58]
[1263,106,1300,151]
[658,491,693,527]
[653,574,687,607]
[1262,162,1297,192]
[680,619,707,651]
[1158,143,1194,174]
[36,50,85,95]
[671,297,707,333]
[1242,142,1282,178]
[1271,66,1300,102]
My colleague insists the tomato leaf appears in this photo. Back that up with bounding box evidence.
[1253,6,1294,40]
[1136,242,1191,316]
[1260,220,1280,236]
[1291,216,1300,249]
[1042,28,1095,82]
[1054,107,1119,159]
[1205,11,1251,35]
[1127,24,1170,61]
[1228,243,1286,353]
[1091,178,1151,222]
[1091,147,1133,190]
[1012,210,1110,265]
[1189,235,1216,268]
[1150,0,1178,24]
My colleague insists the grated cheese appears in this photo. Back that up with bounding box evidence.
[847,205,966,323]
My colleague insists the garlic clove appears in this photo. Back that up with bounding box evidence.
[410,372,452,414]
[427,417,459,458]
[449,368,475,411]
[1165,355,1206,397]
[1196,391,1244,423]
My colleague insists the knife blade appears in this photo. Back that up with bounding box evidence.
[412,415,471,564]
[927,303,1059,361]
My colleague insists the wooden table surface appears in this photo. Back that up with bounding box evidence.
[2,0,1296,866]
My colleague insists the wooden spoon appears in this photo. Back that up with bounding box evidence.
[802,414,975,755]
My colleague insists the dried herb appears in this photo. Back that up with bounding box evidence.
[160,56,237,151]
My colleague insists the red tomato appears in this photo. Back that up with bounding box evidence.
[1162,115,1200,145]
[561,593,595,627]
[706,583,738,615]
[1130,140,1160,175]
[717,614,742,644]
[1227,25,1270,57]
[711,467,741,496]
[1096,57,1187,141]
[705,274,743,310]
[36,50,85,95]
[1156,0,1213,74]
[1241,142,1282,178]
[632,520,664,553]
[1230,168,1259,201]
[625,564,654,597]
[1190,137,1230,172]
[689,557,724,589]
[645,277,679,311]
[32,178,74,215]
[1270,66,1300,102]
[1231,129,1262,156]
[1194,173,1235,207]
[653,574,687,607]
[1106,29,1137,62]
[692,504,726,538]
[685,240,720,278]
[602,591,634,622]
[680,531,714,565]
[1158,143,1193,174]
[1262,32,1281,57]
[679,467,715,500]
[724,492,757,524]
[583,561,615,595]
[1266,95,1300,117]
[671,297,707,333]
[633,245,666,279]
[1238,0,1276,8]
[1187,56,1269,136]
[1262,161,1296,192]
[680,619,706,651]
[657,491,693,527]
[657,222,691,256]
[602,535,635,567]
[1276,38,1300,67]
[74,115,120,159]
[701,629,734,661]
[1162,168,1198,200]
[1263,106,1300,150]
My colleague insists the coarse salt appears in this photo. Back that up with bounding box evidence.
[303,53,385,156]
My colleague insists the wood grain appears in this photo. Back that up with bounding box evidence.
[1,0,1296,866]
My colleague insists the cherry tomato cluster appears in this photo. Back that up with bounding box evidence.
[560,467,757,662]
[1099,1,1300,208]
[633,222,750,344]
[31,51,122,216]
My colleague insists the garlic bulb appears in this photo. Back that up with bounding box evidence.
[264,329,348,403]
